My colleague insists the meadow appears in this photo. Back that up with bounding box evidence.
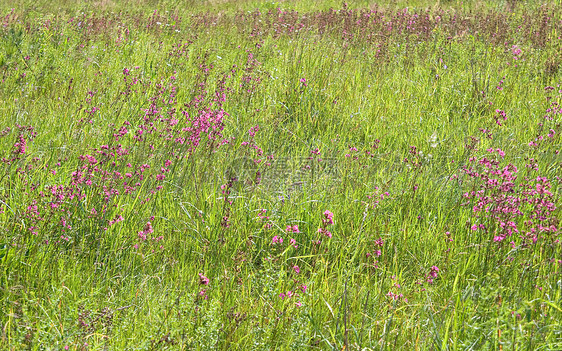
[0,0,561,349]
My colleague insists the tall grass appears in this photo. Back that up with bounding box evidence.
[0,0,561,349]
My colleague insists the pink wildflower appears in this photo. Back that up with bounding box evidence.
[323,210,334,225]
[293,265,300,274]
[199,273,210,285]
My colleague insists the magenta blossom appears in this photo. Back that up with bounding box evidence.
[427,266,439,284]
[323,210,334,225]
[199,273,210,285]
[290,238,298,249]
[429,266,439,278]
[293,265,300,274]
[318,227,332,238]
[286,225,300,233]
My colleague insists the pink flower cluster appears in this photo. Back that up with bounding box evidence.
[317,210,334,239]
[462,149,558,246]
[286,225,300,233]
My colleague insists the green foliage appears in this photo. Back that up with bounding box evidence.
[0,0,561,350]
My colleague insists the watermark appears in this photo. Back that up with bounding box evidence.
[224,156,406,190]
[224,156,338,186]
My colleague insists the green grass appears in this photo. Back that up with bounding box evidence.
[0,0,561,350]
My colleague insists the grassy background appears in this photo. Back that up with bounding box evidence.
[1,0,561,349]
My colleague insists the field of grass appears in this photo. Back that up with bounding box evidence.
[1,0,561,349]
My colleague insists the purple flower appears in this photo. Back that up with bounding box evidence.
[199,273,210,285]
[285,225,300,233]
[293,265,300,274]
[290,238,298,249]
[13,134,26,155]
[318,227,332,238]
[323,210,334,225]
[429,266,439,278]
